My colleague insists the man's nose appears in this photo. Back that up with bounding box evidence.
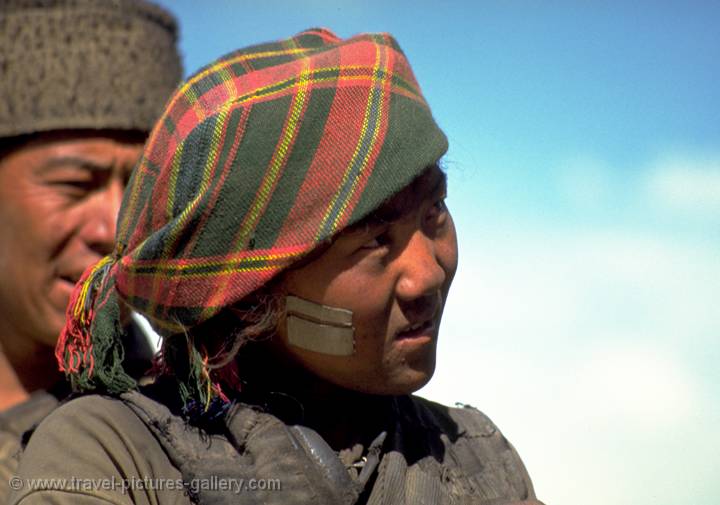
[395,231,447,302]
[82,179,123,256]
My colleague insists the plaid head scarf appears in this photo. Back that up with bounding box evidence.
[57,28,448,407]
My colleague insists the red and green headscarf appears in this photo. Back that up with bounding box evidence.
[57,28,448,407]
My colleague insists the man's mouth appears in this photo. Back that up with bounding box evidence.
[57,269,86,289]
[59,275,80,285]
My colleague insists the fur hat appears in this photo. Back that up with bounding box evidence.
[0,0,182,137]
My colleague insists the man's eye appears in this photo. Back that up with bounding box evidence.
[45,169,112,197]
[48,180,94,196]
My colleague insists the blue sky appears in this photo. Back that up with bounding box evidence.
[153,2,719,503]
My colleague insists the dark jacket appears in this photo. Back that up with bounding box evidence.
[9,390,535,505]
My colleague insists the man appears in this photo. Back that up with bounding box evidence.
[0,0,182,499]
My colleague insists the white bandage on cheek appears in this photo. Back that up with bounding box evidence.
[285,295,355,356]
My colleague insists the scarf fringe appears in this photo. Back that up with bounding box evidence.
[55,255,114,383]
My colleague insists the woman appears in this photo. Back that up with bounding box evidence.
[11,29,541,505]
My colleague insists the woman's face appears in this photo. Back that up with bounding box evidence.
[275,165,458,395]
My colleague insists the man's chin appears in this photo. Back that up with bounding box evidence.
[42,306,69,349]
[38,327,63,350]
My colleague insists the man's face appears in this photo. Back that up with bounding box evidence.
[0,131,144,358]
[275,166,459,395]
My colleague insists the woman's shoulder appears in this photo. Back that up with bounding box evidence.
[402,395,500,437]
[10,394,189,505]
[404,395,537,500]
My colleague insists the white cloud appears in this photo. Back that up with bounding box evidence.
[419,228,720,505]
[566,345,699,430]
[440,230,720,346]
[556,155,613,209]
[422,342,710,505]
[646,153,720,215]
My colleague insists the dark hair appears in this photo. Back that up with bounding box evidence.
[0,133,35,160]
[0,129,148,161]
[156,288,284,411]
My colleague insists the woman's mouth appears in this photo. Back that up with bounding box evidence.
[396,319,435,340]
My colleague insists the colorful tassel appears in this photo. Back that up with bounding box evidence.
[56,255,114,378]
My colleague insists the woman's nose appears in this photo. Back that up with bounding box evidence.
[395,231,447,302]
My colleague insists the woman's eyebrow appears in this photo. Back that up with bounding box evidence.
[403,169,447,208]
[343,210,396,235]
[342,203,402,236]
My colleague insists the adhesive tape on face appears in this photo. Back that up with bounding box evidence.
[285,295,355,356]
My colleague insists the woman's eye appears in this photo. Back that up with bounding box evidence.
[424,197,449,231]
[360,232,389,250]
[428,197,448,218]
[433,198,448,212]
